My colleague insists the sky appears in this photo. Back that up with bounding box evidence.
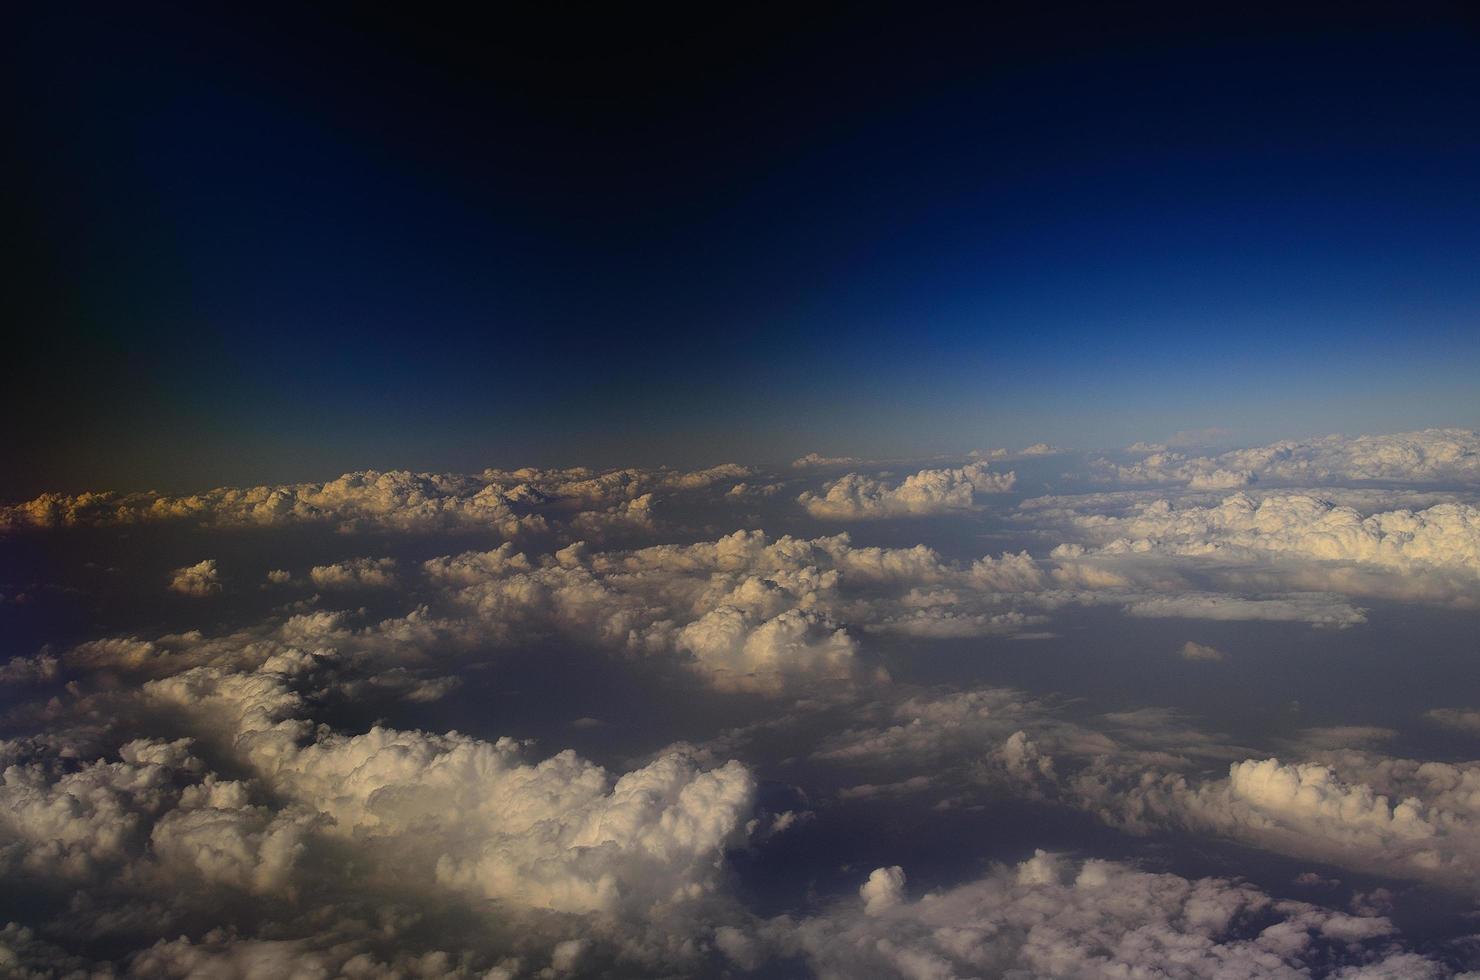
[7,9,1480,979]
[8,5,1480,496]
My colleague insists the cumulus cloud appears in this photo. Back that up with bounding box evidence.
[761,850,1444,979]
[418,530,1059,692]
[13,431,1480,976]
[140,660,758,916]
[809,683,1480,893]
[1054,492,1480,605]
[1073,752,1480,889]
[798,463,1016,519]
[1097,428,1480,488]
[0,462,754,535]
[168,560,221,597]
[308,557,399,589]
[0,642,760,974]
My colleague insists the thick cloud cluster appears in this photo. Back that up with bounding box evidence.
[0,643,757,975]
[809,682,1480,894]
[0,463,755,535]
[1098,429,1480,488]
[167,560,221,597]
[1072,751,1480,890]
[798,462,1016,519]
[7,428,1480,976]
[763,851,1450,979]
[1052,492,1480,605]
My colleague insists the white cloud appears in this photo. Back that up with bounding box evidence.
[799,463,1016,519]
[809,685,1480,891]
[141,662,757,917]
[0,462,755,536]
[419,531,1057,692]
[1097,429,1480,488]
[1072,749,1480,890]
[308,557,399,590]
[762,850,1440,979]
[1055,492,1480,605]
[169,560,221,597]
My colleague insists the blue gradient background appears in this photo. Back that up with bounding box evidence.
[8,6,1480,494]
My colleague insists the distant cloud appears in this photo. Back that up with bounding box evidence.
[799,463,1016,519]
[1425,708,1480,733]
[169,559,221,596]
[791,452,863,468]
[1179,640,1227,661]
[308,557,398,589]
[1127,593,1367,627]
[0,462,755,536]
[1099,428,1480,488]
[759,850,1432,979]
[1052,492,1480,606]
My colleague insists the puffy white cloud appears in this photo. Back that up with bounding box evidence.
[169,560,221,597]
[0,654,60,684]
[859,865,906,914]
[417,530,1061,692]
[763,851,1440,979]
[1069,749,1480,890]
[799,463,1016,519]
[0,462,754,535]
[677,607,861,694]
[1097,429,1480,488]
[1055,492,1480,605]
[142,663,757,917]
[812,684,1480,892]
[308,557,399,590]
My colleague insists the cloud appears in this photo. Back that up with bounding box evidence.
[761,850,1443,979]
[1180,640,1227,661]
[169,560,221,597]
[308,557,399,589]
[792,453,864,468]
[14,431,1480,975]
[809,684,1480,892]
[1054,492,1480,605]
[0,462,755,535]
[1425,708,1480,734]
[0,642,761,974]
[0,653,60,684]
[1125,592,1367,626]
[1097,429,1480,488]
[1073,750,1480,890]
[420,531,1059,692]
[798,463,1016,519]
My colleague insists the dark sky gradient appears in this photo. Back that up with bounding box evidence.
[9,4,1480,495]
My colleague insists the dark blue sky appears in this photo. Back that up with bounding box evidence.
[9,5,1480,494]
